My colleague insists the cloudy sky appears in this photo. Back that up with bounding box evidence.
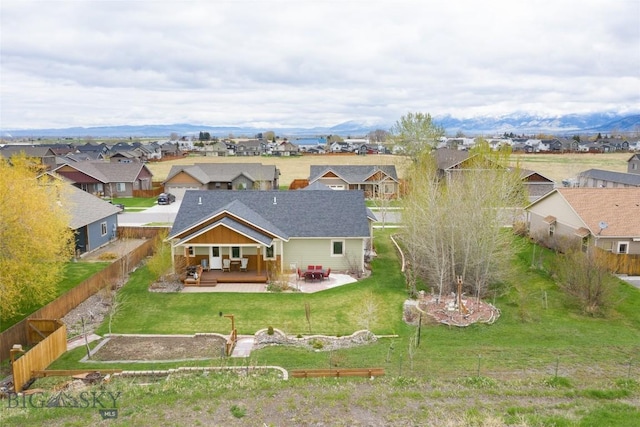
[1,0,639,130]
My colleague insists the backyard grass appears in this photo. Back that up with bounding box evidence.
[50,229,639,384]
[12,229,640,425]
[0,262,110,332]
[111,196,157,210]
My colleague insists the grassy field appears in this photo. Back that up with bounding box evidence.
[146,152,633,188]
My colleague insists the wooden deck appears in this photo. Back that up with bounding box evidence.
[197,269,268,285]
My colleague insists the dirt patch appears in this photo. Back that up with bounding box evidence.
[90,335,227,361]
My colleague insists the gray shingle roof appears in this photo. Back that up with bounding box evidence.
[579,169,640,186]
[309,165,398,183]
[169,190,371,239]
[164,163,278,184]
[65,185,120,229]
[53,161,151,183]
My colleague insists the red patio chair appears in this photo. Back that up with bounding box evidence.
[307,265,315,271]
[323,268,331,280]
[297,268,305,280]
[315,265,322,271]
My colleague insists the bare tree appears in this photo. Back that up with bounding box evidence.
[551,248,617,316]
[401,145,525,300]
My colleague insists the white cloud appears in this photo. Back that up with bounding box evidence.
[1,0,638,129]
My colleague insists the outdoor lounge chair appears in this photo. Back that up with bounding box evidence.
[222,259,231,272]
[323,267,331,280]
[240,258,248,272]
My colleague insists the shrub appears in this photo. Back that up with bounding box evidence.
[311,339,324,350]
[98,252,119,261]
[267,326,274,335]
[230,404,246,418]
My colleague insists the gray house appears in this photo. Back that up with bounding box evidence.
[167,190,375,279]
[163,163,280,199]
[65,185,121,255]
[577,169,640,188]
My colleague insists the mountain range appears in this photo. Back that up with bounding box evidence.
[2,112,639,139]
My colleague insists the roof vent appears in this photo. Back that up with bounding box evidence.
[198,196,202,205]
[273,196,277,205]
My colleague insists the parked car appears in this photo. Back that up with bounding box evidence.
[107,200,125,212]
[157,193,176,205]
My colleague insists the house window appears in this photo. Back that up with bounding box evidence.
[186,246,195,257]
[115,182,126,192]
[632,163,638,171]
[265,244,275,260]
[383,183,395,194]
[100,222,107,236]
[231,246,241,259]
[549,224,555,237]
[331,240,345,257]
[617,242,629,254]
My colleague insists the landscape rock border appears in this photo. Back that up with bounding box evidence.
[253,328,377,352]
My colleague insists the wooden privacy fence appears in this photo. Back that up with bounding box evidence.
[133,184,164,198]
[291,368,385,379]
[0,231,160,362]
[12,320,67,393]
[597,250,640,276]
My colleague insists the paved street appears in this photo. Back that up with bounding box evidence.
[118,201,181,226]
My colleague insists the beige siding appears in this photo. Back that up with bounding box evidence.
[283,238,364,272]
[528,192,586,239]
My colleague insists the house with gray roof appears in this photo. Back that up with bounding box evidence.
[163,163,280,199]
[308,165,400,199]
[577,169,640,188]
[628,154,640,174]
[0,145,57,170]
[64,185,121,254]
[167,190,376,282]
[53,161,153,197]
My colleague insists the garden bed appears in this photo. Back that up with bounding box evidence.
[89,334,227,361]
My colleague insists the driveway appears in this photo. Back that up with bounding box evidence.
[617,275,640,290]
[118,200,182,226]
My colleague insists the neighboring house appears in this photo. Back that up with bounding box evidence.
[628,154,640,174]
[0,145,58,170]
[308,165,400,199]
[526,187,640,255]
[163,163,280,199]
[203,141,232,157]
[518,169,556,202]
[434,148,553,202]
[109,151,141,163]
[53,161,154,197]
[272,141,300,157]
[235,139,267,156]
[577,169,640,188]
[167,190,375,280]
[65,185,121,254]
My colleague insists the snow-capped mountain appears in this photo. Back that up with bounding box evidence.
[2,113,638,139]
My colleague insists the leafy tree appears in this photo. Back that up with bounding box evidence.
[0,155,74,318]
[390,112,445,159]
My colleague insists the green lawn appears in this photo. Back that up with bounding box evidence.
[16,230,640,425]
[0,262,110,332]
[50,230,640,384]
[111,196,158,209]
